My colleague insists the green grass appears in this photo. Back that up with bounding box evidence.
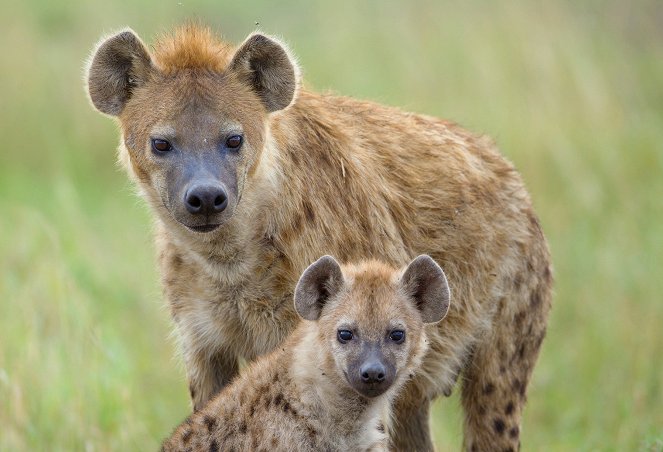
[1,0,662,450]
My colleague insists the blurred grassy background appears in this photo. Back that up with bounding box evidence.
[1,0,662,450]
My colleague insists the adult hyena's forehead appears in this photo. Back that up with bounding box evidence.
[152,24,235,74]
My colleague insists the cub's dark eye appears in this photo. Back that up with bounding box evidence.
[337,330,353,343]
[151,139,172,153]
[226,135,243,149]
[389,330,405,343]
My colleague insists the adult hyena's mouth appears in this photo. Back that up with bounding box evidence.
[185,223,221,233]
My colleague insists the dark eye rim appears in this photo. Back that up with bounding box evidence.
[389,330,405,343]
[151,138,172,153]
[226,134,243,149]
[337,329,353,344]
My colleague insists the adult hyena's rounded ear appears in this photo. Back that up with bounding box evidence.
[401,255,451,324]
[228,33,300,112]
[294,255,344,321]
[86,29,153,116]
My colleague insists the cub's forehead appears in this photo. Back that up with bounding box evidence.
[331,260,416,324]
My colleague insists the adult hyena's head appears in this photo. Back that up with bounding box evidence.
[294,255,451,399]
[86,25,299,233]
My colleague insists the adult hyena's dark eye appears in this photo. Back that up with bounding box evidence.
[337,330,353,343]
[151,139,172,153]
[389,330,405,343]
[226,135,243,149]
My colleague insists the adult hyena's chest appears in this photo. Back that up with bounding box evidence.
[174,267,300,360]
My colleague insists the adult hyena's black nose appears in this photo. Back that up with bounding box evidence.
[184,184,228,215]
[360,361,386,384]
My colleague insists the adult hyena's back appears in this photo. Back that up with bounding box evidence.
[272,91,537,292]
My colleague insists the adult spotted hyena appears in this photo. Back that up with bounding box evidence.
[86,24,552,451]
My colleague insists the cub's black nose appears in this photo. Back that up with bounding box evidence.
[184,184,228,215]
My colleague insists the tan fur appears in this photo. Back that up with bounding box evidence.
[152,24,234,74]
[87,25,553,451]
[162,259,439,452]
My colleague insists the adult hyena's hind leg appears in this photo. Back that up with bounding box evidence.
[461,259,552,452]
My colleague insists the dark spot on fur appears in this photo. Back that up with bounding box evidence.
[483,382,495,395]
[209,440,219,452]
[530,291,542,308]
[360,216,371,234]
[289,148,300,165]
[189,384,196,400]
[377,422,385,433]
[500,365,506,374]
[497,297,505,314]
[289,213,303,234]
[302,201,316,224]
[274,393,283,406]
[513,273,523,289]
[249,405,255,417]
[517,343,526,360]
[478,406,486,416]
[509,426,520,438]
[513,379,521,392]
[505,401,514,415]
[181,429,192,444]
[239,421,247,434]
[172,254,183,270]
[306,424,317,440]
[471,444,478,452]
[282,401,291,413]
[514,311,526,328]
[272,373,279,383]
[493,418,506,435]
[204,416,217,432]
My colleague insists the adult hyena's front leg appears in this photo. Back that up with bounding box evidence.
[185,348,239,411]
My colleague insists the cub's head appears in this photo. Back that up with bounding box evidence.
[86,25,299,233]
[294,255,450,398]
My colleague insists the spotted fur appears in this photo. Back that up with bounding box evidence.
[86,24,553,451]
[162,258,446,452]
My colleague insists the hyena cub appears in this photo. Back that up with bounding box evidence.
[162,255,450,451]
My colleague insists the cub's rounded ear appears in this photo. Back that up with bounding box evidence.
[294,255,344,321]
[400,255,451,324]
[228,33,300,112]
[86,29,153,116]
